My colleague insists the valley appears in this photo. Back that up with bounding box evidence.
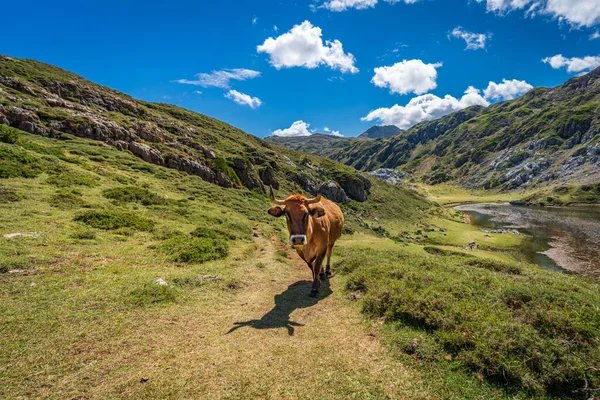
[1,56,600,399]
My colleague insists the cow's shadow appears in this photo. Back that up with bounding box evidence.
[226,279,332,336]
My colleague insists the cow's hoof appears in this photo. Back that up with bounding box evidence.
[326,269,332,278]
[319,272,326,281]
[310,289,319,298]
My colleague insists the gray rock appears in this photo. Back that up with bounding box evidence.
[129,142,164,166]
[259,166,279,190]
[318,181,348,204]
[155,278,168,286]
[367,168,405,185]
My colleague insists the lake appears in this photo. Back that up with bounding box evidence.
[456,203,600,280]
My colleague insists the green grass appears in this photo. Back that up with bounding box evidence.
[74,210,156,231]
[160,235,229,264]
[335,241,600,398]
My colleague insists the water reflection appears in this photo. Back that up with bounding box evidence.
[456,203,600,280]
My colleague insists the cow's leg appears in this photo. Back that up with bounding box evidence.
[325,244,334,278]
[311,253,326,297]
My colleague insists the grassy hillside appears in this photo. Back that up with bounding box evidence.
[1,57,600,399]
[291,69,600,196]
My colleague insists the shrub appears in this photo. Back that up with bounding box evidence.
[70,229,97,240]
[129,283,178,307]
[0,186,20,202]
[49,189,85,209]
[0,125,20,144]
[46,167,98,187]
[102,186,166,205]
[0,145,45,178]
[160,236,228,264]
[74,210,156,231]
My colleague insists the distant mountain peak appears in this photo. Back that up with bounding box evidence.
[358,125,403,140]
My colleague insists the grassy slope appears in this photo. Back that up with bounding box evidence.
[0,59,599,398]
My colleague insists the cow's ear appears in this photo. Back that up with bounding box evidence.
[309,205,326,218]
[268,206,285,218]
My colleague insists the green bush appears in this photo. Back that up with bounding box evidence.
[0,186,20,202]
[160,236,228,264]
[0,125,20,144]
[129,282,178,307]
[0,145,45,178]
[102,186,166,205]
[49,189,85,209]
[70,229,96,240]
[46,166,98,187]
[74,210,156,231]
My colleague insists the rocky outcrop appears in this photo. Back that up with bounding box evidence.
[368,168,405,185]
[232,158,265,193]
[128,142,164,166]
[319,181,348,203]
[335,174,371,202]
[259,166,279,190]
[290,172,320,195]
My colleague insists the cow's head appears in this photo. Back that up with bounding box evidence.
[267,186,325,246]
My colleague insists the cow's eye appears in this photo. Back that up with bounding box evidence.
[303,211,309,221]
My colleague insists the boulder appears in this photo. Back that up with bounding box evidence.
[290,172,319,195]
[129,142,164,166]
[318,181,348,204]
[367,168,405,185]
[259,166,279,189]
[232,158,265,193]
[335,174,370,202]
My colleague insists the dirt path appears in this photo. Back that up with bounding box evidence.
[90,235,426,399]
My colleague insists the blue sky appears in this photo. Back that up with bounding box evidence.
[1,0,599,138]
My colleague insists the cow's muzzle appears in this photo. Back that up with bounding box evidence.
[290,235,307,246]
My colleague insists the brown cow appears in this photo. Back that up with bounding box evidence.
[267,187,344,297]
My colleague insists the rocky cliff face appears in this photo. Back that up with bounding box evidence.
[0,56,373,201]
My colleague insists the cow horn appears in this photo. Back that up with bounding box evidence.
[269,186,285,205]
[307,193,322,204]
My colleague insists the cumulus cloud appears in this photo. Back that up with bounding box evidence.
[362,77,534,129]
[174,69,260,89]
[320,0,422,11]
[542,54,600,72]
[273,120,313,137]
[483,79,534,100]
[361,87,490,129]
[330,130,344,137]
[450,27,491,50]
[257,21,358,73]
[224,90,262,109]
[371,59,442,95]
[475,0,600,28]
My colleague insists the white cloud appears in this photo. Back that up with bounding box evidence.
[174,69,261,89]
[545,0,600,28]
[450,27,491,50]
[252,17,258,24]
[224,90,262,109]
[323,127,331,132]
[591,30,600,39]
[257,21,358,73]
[330,130,344,137]
[371,59,442,95]
[193,90,202,95]
[483,79,533,100]
[320,0,422,11]
[362,77,533,130]
[273,120,313,137]
[274,25,279,32]
[542,54,600,72]
[321,0,377,11]
[362,87,490,130]
[475,0,600,28]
